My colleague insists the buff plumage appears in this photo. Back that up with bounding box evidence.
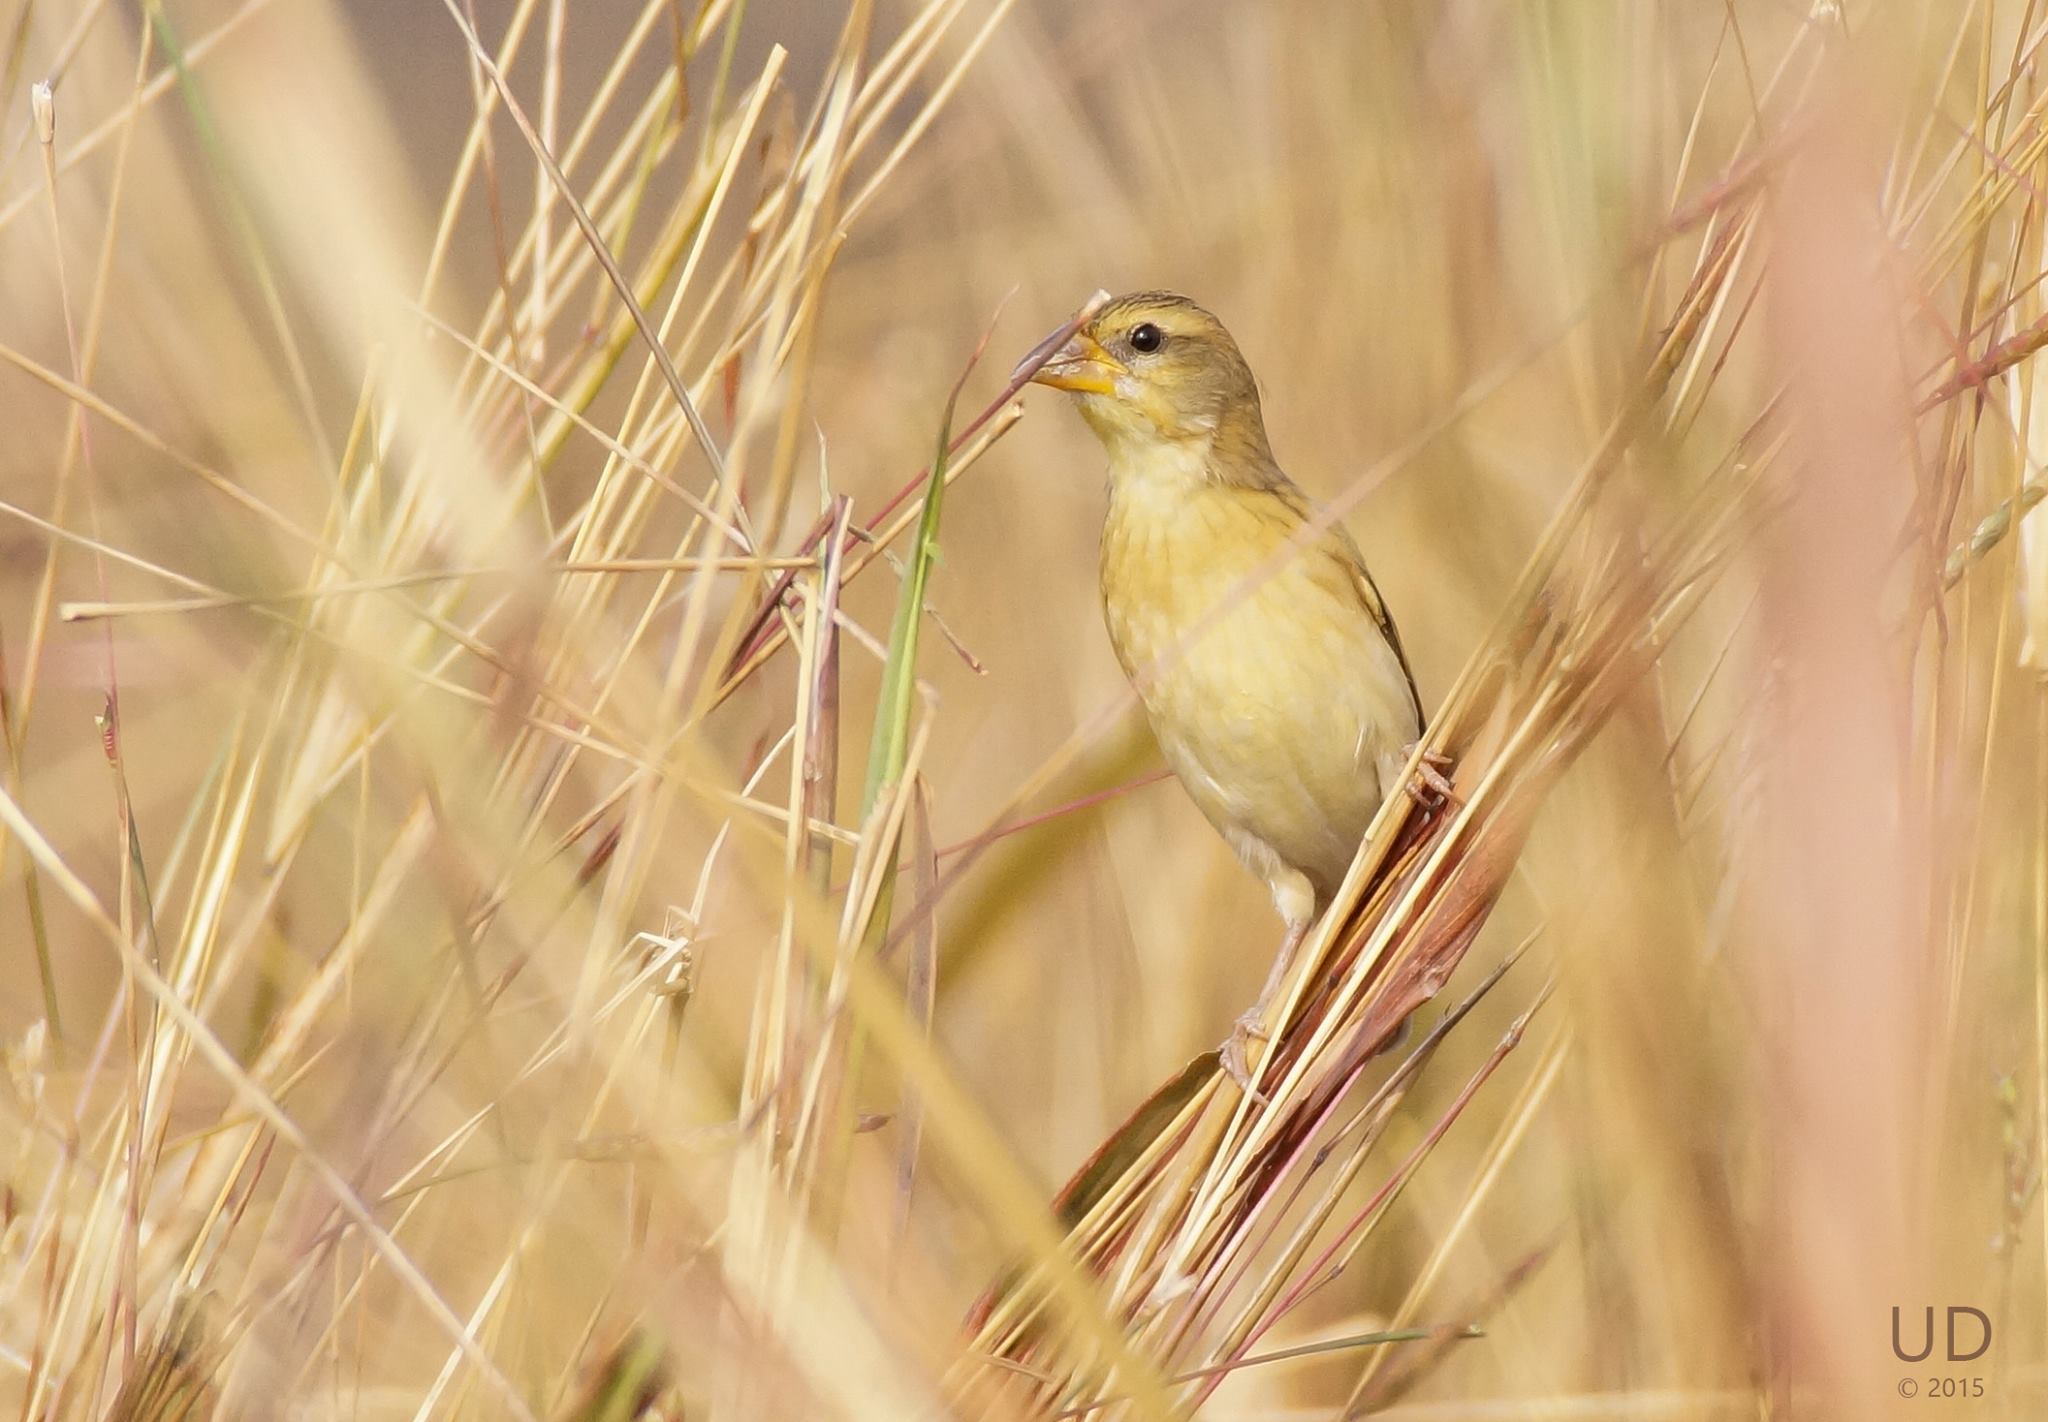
[1026,291,1424,1086]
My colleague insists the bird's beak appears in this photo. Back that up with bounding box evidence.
[1014,326,1126,395]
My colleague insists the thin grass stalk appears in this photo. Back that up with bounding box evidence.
[11,6,2048,1419]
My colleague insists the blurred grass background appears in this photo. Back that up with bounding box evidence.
[1,1,2044,1418]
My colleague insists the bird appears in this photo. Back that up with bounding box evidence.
[1019,290,1429,1091]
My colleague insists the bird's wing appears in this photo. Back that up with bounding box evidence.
[1350,555,1425,731]
[1257,483,1426,731]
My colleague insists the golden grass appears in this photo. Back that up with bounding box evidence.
[2,2,2046,1419]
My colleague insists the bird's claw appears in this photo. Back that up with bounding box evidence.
[1220,1012,1272,1102]
[1403,745,1458,808]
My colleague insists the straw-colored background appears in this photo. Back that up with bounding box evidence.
[2,2,2042,1418]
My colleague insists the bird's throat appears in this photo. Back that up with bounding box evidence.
[1101,431,1218,501]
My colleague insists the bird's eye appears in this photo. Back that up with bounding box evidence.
[1128,322,1164,354]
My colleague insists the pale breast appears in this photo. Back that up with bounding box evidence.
[1101,479,1420,897]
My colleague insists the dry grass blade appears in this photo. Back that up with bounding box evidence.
[99,1303,218,1422]
[4,5,2044,1421]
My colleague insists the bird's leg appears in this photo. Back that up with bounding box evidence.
[1403,743,1458,807]
[1222,918,1308,1098]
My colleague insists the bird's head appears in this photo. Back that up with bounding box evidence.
[1018,291,1272,467]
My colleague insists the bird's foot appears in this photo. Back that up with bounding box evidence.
[1220,1012,1272,1102]
[1403,745,1458,808]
